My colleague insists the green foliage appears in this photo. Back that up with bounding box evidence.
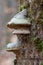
[19,0,43,52]
[32,37,43,51]
[40,62,43,65]
[19,4,25,11]
[36,43,42,51]
[41,51,43,56]
[34,37,42,44]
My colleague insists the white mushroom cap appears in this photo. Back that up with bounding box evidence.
[7,9,31,29]
[6,38,21,49]
[14,9,27,19]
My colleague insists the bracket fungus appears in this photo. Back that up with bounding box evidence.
[12,29,30,35]
[7,9,31,29]
[6,8,32,65]
[6,38,21,58]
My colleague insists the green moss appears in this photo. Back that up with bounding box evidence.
[19,4,25,11]
[35,43,42,51]
[41,51,43,56]
[32,37,43,51]
[40,62,43,65]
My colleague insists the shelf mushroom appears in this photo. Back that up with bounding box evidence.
[12,29,31,58]
[7,9,31,29]
[6,37,21,58]
[13,29,30,35]
[6,9,32,58]
[6,9,32,65]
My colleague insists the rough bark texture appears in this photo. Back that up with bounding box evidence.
[14,34,43,65]
[14,0,43,65]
